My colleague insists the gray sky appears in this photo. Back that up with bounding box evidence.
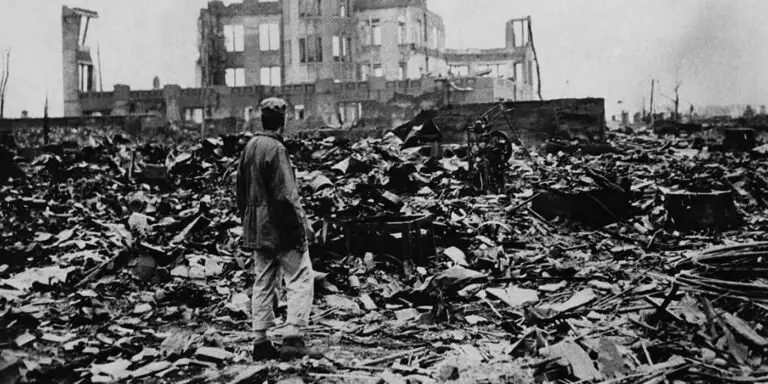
[1,0,767,118]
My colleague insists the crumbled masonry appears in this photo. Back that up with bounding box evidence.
[1,124,768,383]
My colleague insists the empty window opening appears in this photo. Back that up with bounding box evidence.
[316,37,323,62]
[371,19,381,45]
[338,102,362,124]
[513,21,527,47]
[343,37,351,61]
[300,0,322,16]
[332,36,341,61]
[514,62,523,83]
[259,23,280,51]
[285,39,292,63]
[226,68,245,86]
[79,64,95,92]
[244,106,254,121]
[298,36,322,63]
[450,65,469,77]
[527,60,534,85]
[476,64,504,77]
[415,19,423,45]
[397,21,406,44]
[299,38,307,63]
[224,25,244,52]
[185,108,204,123]
[260,66,281,86]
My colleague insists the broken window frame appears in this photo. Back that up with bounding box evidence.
[373,63,383,78]
[224,24,245,52]
[295,104,305,120]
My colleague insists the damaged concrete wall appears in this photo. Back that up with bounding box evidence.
[431,98,606,145]
[3,97,604,147]
[73,75,603,144]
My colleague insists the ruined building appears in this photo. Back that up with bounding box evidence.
[197,0,536,95]
[62,6,99,117]
[64,1,540,131]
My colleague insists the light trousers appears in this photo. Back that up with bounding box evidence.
[251,247,314,331]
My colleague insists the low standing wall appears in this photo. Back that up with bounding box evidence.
[431,98,606,145]
[0,98,604,148]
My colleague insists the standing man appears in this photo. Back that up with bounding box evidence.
[237,98,315,361]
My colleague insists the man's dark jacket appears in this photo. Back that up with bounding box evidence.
[237,131,306,251]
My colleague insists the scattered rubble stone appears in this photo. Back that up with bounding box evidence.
[1,123,768,383]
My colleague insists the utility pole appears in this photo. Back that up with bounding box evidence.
[97,43,104,92]
[673,82,681,122]
[649,79,655,125]
[43,94,49,144]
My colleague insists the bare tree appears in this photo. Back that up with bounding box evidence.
[0,49,9,119]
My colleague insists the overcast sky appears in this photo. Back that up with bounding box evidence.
[1,0,766,118]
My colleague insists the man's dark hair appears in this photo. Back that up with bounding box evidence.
[261,114,285,131]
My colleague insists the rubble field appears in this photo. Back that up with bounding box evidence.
[2,125,768,384]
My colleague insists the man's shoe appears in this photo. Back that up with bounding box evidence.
[252,339,280,361]
[279,336,323,360]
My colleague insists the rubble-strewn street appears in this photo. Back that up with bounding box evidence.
[2,123,768,384]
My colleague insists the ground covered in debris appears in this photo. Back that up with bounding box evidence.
[2,127,768,384]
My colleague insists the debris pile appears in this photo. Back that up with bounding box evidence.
[1,126,768,383]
